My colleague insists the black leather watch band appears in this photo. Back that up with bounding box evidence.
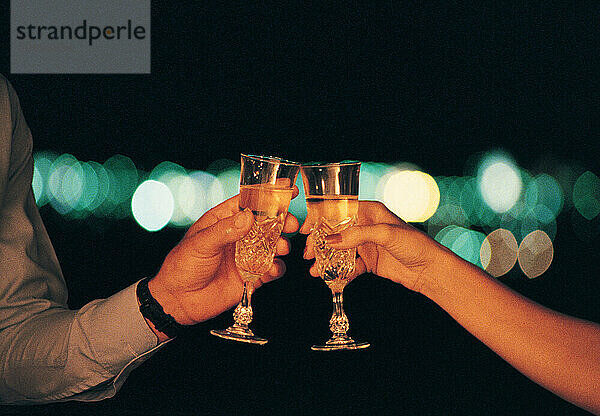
[136,277,183,338]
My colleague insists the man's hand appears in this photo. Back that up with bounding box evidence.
[300,200,446,292]
[148,190,299,338]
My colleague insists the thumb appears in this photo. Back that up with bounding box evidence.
[325,223,423,264]
[191,209,253,256]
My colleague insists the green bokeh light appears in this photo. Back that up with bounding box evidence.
[47,154,80,215]
[87,161,111,215]
[98,155,139,219]
[531,174,563,221]
[435,225,486,266]
[451,229,486,267]
[32,151,57,206]
[77,162,99,212]
[360,162,390,201]
[216,167,242,201]
[573,171,600,220]
[148,161,189,226]
[288,174,307,224]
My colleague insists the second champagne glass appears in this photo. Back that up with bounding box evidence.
[211,154,300,344]
[301,161,370,351]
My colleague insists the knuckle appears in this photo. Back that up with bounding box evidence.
[376,223,395,244]
[372,200,386,211]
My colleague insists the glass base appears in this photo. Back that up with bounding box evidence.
[210,325,268,345]
[311,335,370,351]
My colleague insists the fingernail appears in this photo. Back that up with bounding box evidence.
[325,233,342,244]
[234,210,251,229]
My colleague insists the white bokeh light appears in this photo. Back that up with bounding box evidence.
[131,180,174,232]
[478,159,522,213]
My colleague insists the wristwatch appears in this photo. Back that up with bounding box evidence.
[136,277,184,338]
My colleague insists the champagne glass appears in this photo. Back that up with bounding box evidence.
[211,154,300,345]
[301,161,369,351]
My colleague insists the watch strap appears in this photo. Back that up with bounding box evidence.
[136,277,183,338]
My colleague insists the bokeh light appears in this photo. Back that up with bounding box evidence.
[429,176,468,226]
[435,225,485,266]
[530,174,564,221]
[148,161,190,226]
[517,208,557,242]
[573,171,600,220]
[288,174,307,224]
[480,228,518,277]
[76,162,99,213]
[382,169,440,222]
[31,148,600,262]
[32,163,42,203]
[32,151,57,206]
[554,162,585,211]
[131,180,174,232]
[375,162,418,202]
[97,155,139,219]
[181,170,224,223]
[518,230,554,279]
[216,167,242,202]
[478,155,522,214]
[360,162,391,200]
[87,161,111,215]
[47,154,83,215]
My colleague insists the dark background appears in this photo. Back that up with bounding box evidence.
[1,2,600,415]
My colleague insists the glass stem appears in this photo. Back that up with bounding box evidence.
[329,291,350,339]
[233,282,253,328]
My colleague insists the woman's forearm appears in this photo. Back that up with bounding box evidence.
[421,250,600,414]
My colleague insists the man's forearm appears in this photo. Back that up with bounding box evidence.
[0,283,160,404]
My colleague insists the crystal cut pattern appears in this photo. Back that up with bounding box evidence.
[233,303,253,325]
[313,216,357,289]
[235,214,284,280]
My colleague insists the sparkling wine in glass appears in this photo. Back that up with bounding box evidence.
[302,161,369,351]
[211,154,300,345]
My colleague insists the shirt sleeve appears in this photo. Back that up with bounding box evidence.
[0,75,164,404]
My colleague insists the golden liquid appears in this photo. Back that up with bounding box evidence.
[235,184,293,282]
[306,195,358,292]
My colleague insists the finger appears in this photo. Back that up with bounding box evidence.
[188,194,240,235]
[299,216,313,234]
[264,258,286,282]
[291,185,299,199]
[332,257,368,286]
[303,233,315,259]
[359,200,404,226]
[299,208,319,234]
[325,224,398,250]
[309,259,366,283]
[282,212,299,234]
[352,256,367,278]
[189,209,253,256]
[309,263,320,277]
[275,236,290,256]
[325,223,424,265]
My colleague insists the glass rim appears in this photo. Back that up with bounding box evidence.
[301,160,361,168]
[241,153,301,166]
